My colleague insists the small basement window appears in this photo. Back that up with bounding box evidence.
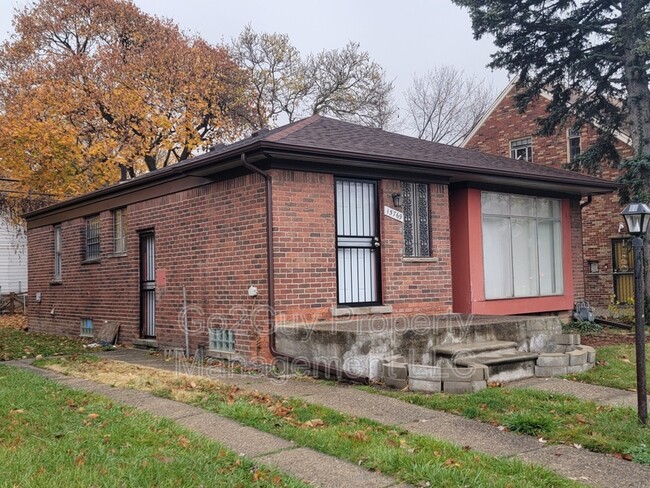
[209,328,235,352]
[80,318,93,337]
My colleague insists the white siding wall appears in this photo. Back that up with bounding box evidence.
[0,216,27,294]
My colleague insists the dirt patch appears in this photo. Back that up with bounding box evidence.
[580,328,639,347]
[0,315,27,330]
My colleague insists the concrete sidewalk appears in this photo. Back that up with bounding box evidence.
[17,349,650,487]
[507,376,642,408]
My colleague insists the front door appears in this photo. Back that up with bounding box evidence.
[335,178,381,305]
[139,231,156,338]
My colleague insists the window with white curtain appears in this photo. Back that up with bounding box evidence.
[481,192,563,299]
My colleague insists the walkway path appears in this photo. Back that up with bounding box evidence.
[507,376,641,408]
[12,349,650,487]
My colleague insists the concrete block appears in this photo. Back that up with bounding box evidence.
[567,363,593,374]
[568,349,588,366]
[408,378,442,393]
[443,380,487,394]
[555,334,580,346]
[382,361,407,380]
[440,366,487,382]
[384,378,408,390]
[462,363,490,380]
[408,364,441,381]
[550,345,568,353]
[535,365,568,377]
[536,353,570,367]
[578,345,596,363]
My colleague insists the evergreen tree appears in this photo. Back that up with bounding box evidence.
[453,0,650,201]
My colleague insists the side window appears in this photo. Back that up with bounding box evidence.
[510,137,533,162]
[85,215,101,261]
[53,224,62,281]
[402,182,430,257]
[568,128,581,163]
[113,208,127,254]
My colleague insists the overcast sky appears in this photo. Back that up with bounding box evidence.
[0,0,510,116]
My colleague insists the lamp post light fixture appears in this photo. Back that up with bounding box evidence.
[391,192,403,208]
[621,202,650,425]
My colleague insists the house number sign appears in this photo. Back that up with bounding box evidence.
[384,206,404,222]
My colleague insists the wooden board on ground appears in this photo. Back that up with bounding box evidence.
[96,321,120,344]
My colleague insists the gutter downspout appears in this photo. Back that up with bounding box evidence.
[240,153,368,383]
[580,195,592,209]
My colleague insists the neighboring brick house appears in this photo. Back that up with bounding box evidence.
[463,80,634,308]
[26,115,616,368]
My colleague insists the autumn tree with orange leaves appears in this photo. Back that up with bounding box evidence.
[0,0,254,198]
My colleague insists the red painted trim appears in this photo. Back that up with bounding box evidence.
[451,189,575,315]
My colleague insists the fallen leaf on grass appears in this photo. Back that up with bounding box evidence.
[178,436,191,448]
[87,413,100,420]
[443,458,461,468]
[302,418,325,428]
[75,454,86,466]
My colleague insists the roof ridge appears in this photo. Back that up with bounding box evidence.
[265,115,321,142]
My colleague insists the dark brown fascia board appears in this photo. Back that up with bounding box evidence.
[258,145,619,195]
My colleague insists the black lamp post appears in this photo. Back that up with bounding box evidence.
[621,202,650,424]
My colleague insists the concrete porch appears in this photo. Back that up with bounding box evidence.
[275,314,565,382]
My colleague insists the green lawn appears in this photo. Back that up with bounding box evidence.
[359,385,650,464]
[37,355,579,488]
[0,365,306,487]
[0,326,88,361]
[567,344,650,391]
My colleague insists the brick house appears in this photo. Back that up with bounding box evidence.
[26,115,616,373]
[463,79,634,308]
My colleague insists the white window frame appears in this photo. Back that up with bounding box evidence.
[53,224,62,281]
[510,137,533,162]
[481,192,564,299]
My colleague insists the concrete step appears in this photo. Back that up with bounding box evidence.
[457,351,539,383]
[431,340,518,356]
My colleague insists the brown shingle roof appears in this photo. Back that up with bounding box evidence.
[26,115,618,223]
[241,115,615,188]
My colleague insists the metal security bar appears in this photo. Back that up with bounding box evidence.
[335,178,380,305]
[139,231,156,338]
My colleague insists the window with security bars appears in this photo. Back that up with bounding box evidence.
[80,318,93,337]
[209,328,235,352]
[510,137,533,162]
[113,208,127,254]
[402,182,430,257]
[85,215,100,260]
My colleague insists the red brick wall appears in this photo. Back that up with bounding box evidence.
[271,170,337,324]
[465,86,633,307]
[380,180,453,315]
[28,174,270,360]
[271,170,453,323]
[28,169,456,360]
